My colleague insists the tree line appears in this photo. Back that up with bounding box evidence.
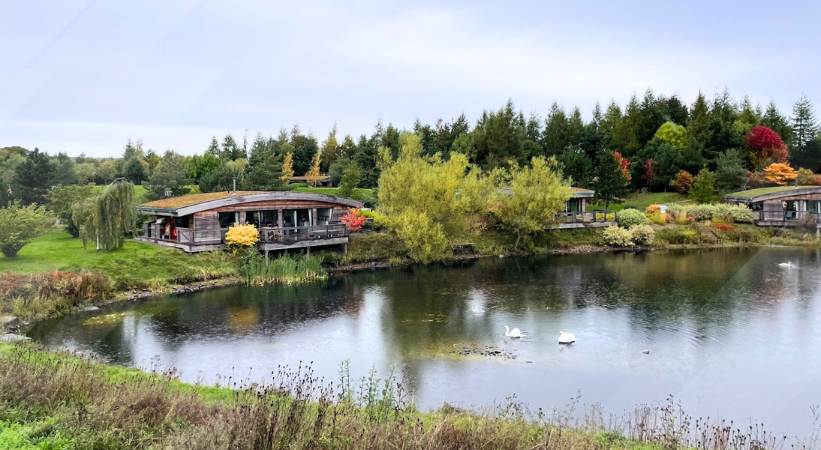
[3,88,821,209]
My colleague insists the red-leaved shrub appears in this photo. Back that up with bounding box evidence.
[746,125,788,167]
[340,208,367,232]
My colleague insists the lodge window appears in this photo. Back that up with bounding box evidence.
[174,215,190,228]
[317,208,332,225]
[218,212,236,228]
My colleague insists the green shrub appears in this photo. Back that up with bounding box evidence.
[344,232,407,263]
[647,213,666,225]
[655,226,700,245]
[628,224,655,245]
[726,204,757,223]
[360,209,388,230]
[687,204,716,221]
[684,203,756,223]
[668,205,690,224]
[615,208,648,227]
[602,225,635,247]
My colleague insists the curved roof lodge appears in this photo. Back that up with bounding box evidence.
[725,186,821,228]
[136,191,364,253]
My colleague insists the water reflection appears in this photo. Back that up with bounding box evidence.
[29,247,821,437]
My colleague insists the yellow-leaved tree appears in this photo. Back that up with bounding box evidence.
[763,162,798,186]
[490,157,572,249]
[281,152,294,184]
[377,132,492,262]
[305,150,322,186]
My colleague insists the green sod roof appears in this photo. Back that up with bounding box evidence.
[725,185,820,201]
[139,191,266,210]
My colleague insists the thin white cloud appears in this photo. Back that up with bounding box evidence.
[0,0,816,156]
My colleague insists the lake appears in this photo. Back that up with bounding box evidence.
[29,247,821,437]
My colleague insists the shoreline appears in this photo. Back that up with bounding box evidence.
[3,239,809,336]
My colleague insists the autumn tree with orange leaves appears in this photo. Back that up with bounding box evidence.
[763,162,798,185]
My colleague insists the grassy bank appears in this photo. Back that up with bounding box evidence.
[1,342,798,450]
[0,231,238,321]
[343,223,819,268]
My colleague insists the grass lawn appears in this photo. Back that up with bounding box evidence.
[592,191,690,211]
[0,231,236,289]
[132,184,148,203]
[0,342,668,449]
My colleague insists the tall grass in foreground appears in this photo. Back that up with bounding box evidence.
[0,343,818,449]
[0,271,113,320]
[238,251,327,285]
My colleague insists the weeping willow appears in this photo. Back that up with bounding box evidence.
[74,179,135,250]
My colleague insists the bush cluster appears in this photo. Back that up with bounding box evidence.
[602,224,655,247]
[615,208,648,227]
[685,204,756,223]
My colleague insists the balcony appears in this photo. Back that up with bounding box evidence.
[548,210,616,229]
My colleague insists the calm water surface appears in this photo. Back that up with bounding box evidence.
[29,248,821,436]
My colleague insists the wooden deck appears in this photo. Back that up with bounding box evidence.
[755,211,821,228]
[138,223,350,253]
[546,211,616,230]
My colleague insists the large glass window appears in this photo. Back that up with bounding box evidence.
[218,212,236,228]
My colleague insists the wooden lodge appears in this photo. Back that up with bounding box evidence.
[725,186,821,229]
[548,187,615,229]
[136,191,364,253]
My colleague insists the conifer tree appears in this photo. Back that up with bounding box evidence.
[592,150,629,208]
[762,101,792,146]
[13,148,52,204]
[206,136,221,157]
[791,94,818,154]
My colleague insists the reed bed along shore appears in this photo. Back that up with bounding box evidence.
[1,343,818,449]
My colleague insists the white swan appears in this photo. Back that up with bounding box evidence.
[504,325,525,338]
[558,331,576,344]
[778,262,796,269]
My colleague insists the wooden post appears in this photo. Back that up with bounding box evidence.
[265,249,269,265]
[311,208,317,227]
[277,209,283,228]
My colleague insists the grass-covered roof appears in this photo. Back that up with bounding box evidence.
[725,185,821,201]
[139,191,266,210]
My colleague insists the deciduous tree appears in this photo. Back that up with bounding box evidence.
[0,203,52,257]
[746,125,788,168]
[491,157,572,249]
[763,162,798,186]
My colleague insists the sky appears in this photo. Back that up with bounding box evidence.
[2,0,821,157]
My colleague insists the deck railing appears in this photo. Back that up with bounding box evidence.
[259,224,348,243]
[758,210,821,224]
[142,223,348,245]
[554,210,615,224]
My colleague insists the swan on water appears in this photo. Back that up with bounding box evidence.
[558,331,576,344]
[504,325,525,338]
[778,262,796,269]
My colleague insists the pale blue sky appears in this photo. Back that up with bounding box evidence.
[2,0,820,156]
